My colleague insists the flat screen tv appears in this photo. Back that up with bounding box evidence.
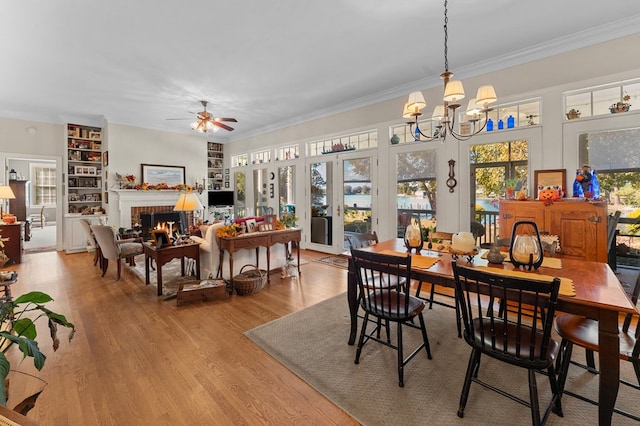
[208,190,234,207]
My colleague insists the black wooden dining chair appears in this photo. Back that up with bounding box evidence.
[452,262,563,425]
[554,270,640,422]
[351,248,432,387]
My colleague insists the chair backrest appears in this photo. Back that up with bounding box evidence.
[348,231,378,249]
[607,210,622,249]
[351,249,412,319]
[452,262,560,367]
[90,225,119,260]
[79,219,97,248]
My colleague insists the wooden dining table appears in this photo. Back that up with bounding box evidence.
[346,238,638,426]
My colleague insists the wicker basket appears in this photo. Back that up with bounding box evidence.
[233,265,267,296]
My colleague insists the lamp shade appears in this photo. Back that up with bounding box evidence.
[443,80,465,102]
[465,98,481,116]
[402,102,415,119]
[476,85,497,108]
[0,186,16,199]
[432,104,445,120]
[406,91,426,112]
[174,193,204,212]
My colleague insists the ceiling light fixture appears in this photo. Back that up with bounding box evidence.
[403,0,497,142]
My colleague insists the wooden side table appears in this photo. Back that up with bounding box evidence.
[143,242,200,296]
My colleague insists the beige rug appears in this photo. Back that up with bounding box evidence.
[130,254,198,295]
[313,255,349,270]
[245,294,639,426]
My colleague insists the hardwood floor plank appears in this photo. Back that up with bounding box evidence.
[4,250,356,425]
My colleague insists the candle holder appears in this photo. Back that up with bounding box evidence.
[404,214,424,254]
[509,221,544,270]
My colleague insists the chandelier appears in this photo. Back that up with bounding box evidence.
[403,0,497,142]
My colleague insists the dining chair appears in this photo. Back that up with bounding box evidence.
[452,262,563,425]
[79,219,101,267]
[351,248,432,387]
[347,231,378,249]
[554,270,640,422]
[90,225,144,280]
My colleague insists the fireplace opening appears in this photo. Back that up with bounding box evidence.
[139,211,186,240]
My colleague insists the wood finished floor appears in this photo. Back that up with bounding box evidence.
[7,250,358,425]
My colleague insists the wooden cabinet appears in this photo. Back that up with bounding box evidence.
[0,223,23,264]
[499,200,607,262]
[64,214,107,254]
[8,180,29,221]
[66,124,103,214]
[207,142,224,190]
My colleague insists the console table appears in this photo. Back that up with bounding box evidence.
[218,228,301,293]
[143,241,200,296]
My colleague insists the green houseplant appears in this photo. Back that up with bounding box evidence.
[0,290,75,413]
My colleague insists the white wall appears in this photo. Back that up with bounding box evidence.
[226,32,640,240]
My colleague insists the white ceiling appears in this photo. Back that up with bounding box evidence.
[1,0,640,143]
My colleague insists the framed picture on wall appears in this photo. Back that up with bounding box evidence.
[534,169,566,199]
[141,164,185,186]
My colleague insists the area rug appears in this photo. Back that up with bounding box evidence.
[313,255,349,270]
[245,294,639,426]
[129,254,198,296]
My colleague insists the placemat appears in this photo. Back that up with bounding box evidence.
[379,250,441,270]
[480,251,562,269]
[474,265,575,296]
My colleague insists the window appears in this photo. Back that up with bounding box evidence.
[231,154,248,168]
[396,150,437,237]
[470,140,529,243]
[307,130,377,156]
[565,78,640,119]
[31,163,56,206]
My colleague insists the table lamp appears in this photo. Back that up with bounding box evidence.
[0,186,16,220]
[174,192,204,230]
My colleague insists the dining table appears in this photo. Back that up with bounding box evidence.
[346,238,638,426]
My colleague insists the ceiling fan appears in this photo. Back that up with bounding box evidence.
[167,100,237,133]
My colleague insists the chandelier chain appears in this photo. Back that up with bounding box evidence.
[443,0,449,72]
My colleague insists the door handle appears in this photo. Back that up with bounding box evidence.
[337,205,341,217]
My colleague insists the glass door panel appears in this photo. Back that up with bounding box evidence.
[278,165,295,215]
[343,157,372,248]
[309,161,333,247]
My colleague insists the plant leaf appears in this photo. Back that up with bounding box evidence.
[13,291,53,305]
[13,390,42,415]
[0,353,10,406]
[0,333,46,370]
[13,318,36,340]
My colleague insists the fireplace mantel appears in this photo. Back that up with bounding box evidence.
[111,189,182,228]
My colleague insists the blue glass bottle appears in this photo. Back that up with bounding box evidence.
[486,119,493,131]
[592,170,600,199]
[498,119,504,130]
[572,169,583,198]
[507,115,515,128]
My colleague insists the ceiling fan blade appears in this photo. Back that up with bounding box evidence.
[213,121,234,131]
[214,117,238,122]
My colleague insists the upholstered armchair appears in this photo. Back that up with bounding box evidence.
[90,225,144,280]
[189,222,225,279]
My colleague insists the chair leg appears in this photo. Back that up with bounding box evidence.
[397,320,404,387]
[458,348,480,418]
[116,259,122,281]
[548,364,564,417]
[528,369,541,426]
[556,339,574,396]
[101,259,109,277]
[417,313,432,359]
[354,312,370,365]
[429,282,436,309]
[585,349,597,371]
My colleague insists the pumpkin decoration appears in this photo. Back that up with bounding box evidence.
[538,185,562,205]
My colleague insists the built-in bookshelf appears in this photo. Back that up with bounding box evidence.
[66,124,103,214]
[207,142,224,190]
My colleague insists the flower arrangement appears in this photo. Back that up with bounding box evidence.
[280,213,298,228]
[216,224,242,238]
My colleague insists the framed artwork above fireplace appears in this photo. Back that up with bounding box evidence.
[141,164,185,186]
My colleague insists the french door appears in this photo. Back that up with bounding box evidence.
[307,151,376,253]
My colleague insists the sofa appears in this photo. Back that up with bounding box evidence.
[189,222,289,280]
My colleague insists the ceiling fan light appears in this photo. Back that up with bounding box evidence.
[443,80,465,102]
[406,91,426,112]
[476,85,497,108]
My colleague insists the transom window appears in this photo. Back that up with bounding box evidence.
[565,78,640,119]
[307,130,377,156]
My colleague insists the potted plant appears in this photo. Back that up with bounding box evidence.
[0,290,75,413]
[504,178,519,199]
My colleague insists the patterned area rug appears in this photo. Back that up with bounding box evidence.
[312,255,349,270]
[246,294,639,426]
[129,254,198,296]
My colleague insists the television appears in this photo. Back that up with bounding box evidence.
[208,190,234,207]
